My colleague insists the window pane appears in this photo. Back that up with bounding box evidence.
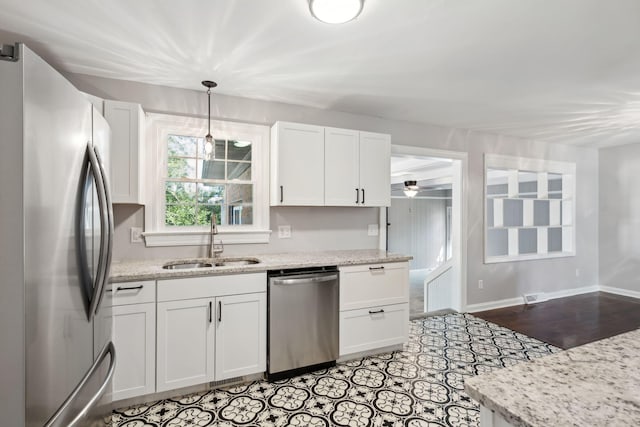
[196,204,222,226]
[165,204,197,226]
[228,162,252,180]
[226,184,253,204]
[199,139,226,160]
[167,157,196,179]
[168,135,197,157]
[228,205,253,225]
[197,183,225,205]
[228,140,252,161]
[165,181,196,204]
[201,160,225,180]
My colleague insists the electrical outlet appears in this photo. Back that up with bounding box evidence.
[478,279,484,289]
[278,225,291,238]
[130,227,143,243]
[575,268,580,277]
[367,224,379,236]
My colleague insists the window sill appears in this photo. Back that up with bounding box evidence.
[143,229,272,247]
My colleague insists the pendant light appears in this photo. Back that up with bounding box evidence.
[202,80,217,160]
[309,0,364,24]
[403,180,419,198]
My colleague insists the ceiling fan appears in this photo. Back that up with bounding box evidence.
[401,180,451,198]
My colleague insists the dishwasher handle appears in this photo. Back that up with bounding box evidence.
[271,274,338,286]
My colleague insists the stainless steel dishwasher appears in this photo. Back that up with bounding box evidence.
[267,266,339,381]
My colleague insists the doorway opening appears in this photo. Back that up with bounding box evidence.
[382,147,466,319]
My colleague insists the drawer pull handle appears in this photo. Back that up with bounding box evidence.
[218,301,222,322]
[369,266,385,271]
[209,301,212,323]
[369,309,385,314]
[116,285,143,291]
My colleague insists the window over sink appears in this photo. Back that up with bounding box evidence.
[144,113,270,246]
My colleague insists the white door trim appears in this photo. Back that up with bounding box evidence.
[382,145,469,313]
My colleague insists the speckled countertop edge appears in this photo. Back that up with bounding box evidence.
[464,328,640,427]
[109,249,412,283]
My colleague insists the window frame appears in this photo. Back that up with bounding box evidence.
[144,113,271,246]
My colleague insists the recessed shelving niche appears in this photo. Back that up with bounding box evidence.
[484,154,576,263]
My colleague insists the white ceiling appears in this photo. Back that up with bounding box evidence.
[1,0,639,147]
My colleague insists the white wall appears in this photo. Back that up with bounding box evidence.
[599,143,640,294]
[68,73,600,307]
[389,197,448,270]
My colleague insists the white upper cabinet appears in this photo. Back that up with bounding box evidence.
[325,128,391,207]
[104,100,146,204]
[359,131,391,207]
[271,122,391,207]
[271,122,325,206]
[325,127,360,206]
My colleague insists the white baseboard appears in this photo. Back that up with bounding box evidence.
[599,285,640,299]
[465,285,600,313]
[465,297,525,313]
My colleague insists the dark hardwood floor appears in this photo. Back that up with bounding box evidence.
[473,292,640,349]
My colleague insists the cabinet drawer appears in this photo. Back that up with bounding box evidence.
[339,262,408,310]
[157,272,266,302]
[339,303,409,357]
[105,281,155,307]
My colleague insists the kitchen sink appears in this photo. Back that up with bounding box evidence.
[213,257,261,266]
[162,257,260,270]
[163,261,214,270]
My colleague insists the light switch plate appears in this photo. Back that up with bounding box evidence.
[368,224,379,236]
[278,225,291,238]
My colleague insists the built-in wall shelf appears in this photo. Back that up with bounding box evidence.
[484,155,576,263]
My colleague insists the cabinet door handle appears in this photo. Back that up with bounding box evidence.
[116,285,143,291]
[218,301,222,322]
[356,188,359,204]
[280,185,284,203]
[369,266,385,271]
[369,309,385,314]
[209,301,212,323]
[361,188,365,204]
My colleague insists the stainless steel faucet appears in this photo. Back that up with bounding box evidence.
[209,213,224,258]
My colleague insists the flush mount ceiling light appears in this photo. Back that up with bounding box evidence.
[308,0,364,24]
[202,80,217,160]
[403,180,419,198]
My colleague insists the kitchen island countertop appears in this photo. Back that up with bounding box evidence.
[110,249,412,283]
[464,328,640,427]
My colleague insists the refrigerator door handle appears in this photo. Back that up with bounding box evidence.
[44,341,116,427]
[86,143,109,319]
[89,144,114,317]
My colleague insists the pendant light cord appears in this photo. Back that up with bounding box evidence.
[207,88,211,136]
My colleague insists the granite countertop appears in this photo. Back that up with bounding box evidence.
[109,249,412,283]
[465,329,640,427]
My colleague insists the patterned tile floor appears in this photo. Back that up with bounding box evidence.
[111,313,560,427]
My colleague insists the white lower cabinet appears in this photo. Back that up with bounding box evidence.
[156,298,216,392]
[339,303,409,355]
[338,262,410,358]
[102,281,156,402]
[111,303,156,400]
[155,273,267,392]
[215,293,266,380]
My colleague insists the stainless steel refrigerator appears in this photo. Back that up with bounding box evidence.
[0,43,116,426]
